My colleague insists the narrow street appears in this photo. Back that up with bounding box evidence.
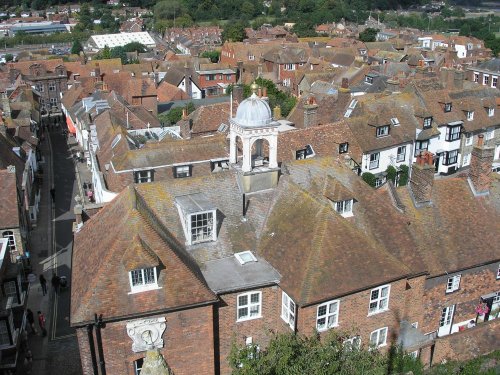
[17,123,82,375]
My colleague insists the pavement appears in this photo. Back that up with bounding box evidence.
[15,123,82,375]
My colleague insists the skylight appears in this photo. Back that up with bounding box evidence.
[235,251,257,265]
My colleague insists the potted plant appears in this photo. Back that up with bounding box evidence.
[475,302,489,323]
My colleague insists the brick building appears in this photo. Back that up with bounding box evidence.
[71,90,500,375]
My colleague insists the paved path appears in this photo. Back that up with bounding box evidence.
[16,124,82,375]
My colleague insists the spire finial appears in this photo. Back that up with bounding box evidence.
[250,82,258,95]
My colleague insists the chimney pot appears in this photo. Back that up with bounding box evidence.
[477,134,484,147]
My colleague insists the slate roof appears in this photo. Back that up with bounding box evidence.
[473,58,500,74]
[0,169,19,230]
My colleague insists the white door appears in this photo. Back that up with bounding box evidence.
[438,305,455,336]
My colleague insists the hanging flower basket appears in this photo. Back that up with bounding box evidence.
[475,302,489,315]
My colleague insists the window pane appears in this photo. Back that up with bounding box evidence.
[317,317,326,329]
[371,290,379,300]
[369,302,377,312]
[238,307,248,319]
[238,295,248,306]
[144,268,155,284]
[329,302,338,314]
[250,293,260,303]
[318,305,327,317]
[370,331,377,345]
[381,287,388,297]
[327,315,336,327]
[250,305,260,316]
[379,329,387,345]
[131,270,143,286]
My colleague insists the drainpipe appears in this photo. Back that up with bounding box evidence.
[94,313,106,375]
[86,324,98,375]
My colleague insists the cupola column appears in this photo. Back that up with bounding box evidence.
[242,137,252,172]
[229,130,237,164]
[268,135,278,169]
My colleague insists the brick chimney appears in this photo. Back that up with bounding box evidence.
[273,105,282,120]
[468,135,494,196]
[410,151,435,205]
[454,69,464,90]
[340,78,350,93]
[232,85,244,104]
[303,96,318,128]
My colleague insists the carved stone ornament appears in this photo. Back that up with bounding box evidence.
[126,317,167,353]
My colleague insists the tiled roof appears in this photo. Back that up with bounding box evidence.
[0,169,19,229]
[71,187,217,324]
[157,81,189,102]
[178,101,235,138]
[7,59,64,76]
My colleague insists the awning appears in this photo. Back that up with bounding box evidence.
[66,116,76,134]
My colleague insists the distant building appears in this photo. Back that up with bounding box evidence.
[84,32,156,52]
[10,21,68,36]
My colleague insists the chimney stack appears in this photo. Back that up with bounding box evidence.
[410,151,435,206]
[303,95,318,128]
[182,107,188,120]
[232,85,244,104]
[74,204,83,229]
[340,78,350,93]
[454,69,464,90]
[468,134,494,196]
[273,105,282,120]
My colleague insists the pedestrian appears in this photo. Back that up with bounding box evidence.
[39,274,47,296]
[50,187,55,202]
[51,273,60,294]
[37,311,46,337]
[26,309,36,334]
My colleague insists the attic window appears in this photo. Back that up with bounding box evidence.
[339,142,349,154]
[174,165,191,178]
[129,267,158,293]
[176,193,217,245]
[334,199,353,217]
[235,251,257,265]
[295,145,315,160]
[444,103,452,112]
[423,117,432,129]
[365,75,374,84]
[390,118,399,126]
[376,125,389,138]
[488,108,494,117]
[466,111,474,121]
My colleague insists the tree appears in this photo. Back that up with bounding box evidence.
[70,40,83,55]
[161,103,196,125]
[362,172,377,187]
[123,42,148,53]
[110,46,127,64]
[229,331,422,375]
[200,50,220,63]
[76,4,93,32]
[101,45,111,59]
[222,21,247,42]
[359,27,379,42]
[4,54,13,62]
[154,0,184,21]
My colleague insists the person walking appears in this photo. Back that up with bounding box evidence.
[51,273,60,294]
[26,309,36,334]
[39,274,47,296]
[37,311,46,337]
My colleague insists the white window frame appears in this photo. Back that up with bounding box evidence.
[446,125,461,141]
[283,63,295,71]
[488,108,494,117]
[445,274,461,293]
[175,165,191,178]
[415,140,429,156]
[376,125,389,138]
[237,291,262,322]
[473,73,479,83]
[316,300,339,331]
[248,54,255,61]
[189,211,215,244]
[390,118,399,126]
[343,336,361,350]
[423,117,432,128]
[234,251,257,265]
[334,199,353,217]
[2,231,16,253]
[369,152,380,170]
[465,133,473,146]
[282,78,291,87]
[48,82,56,91]
[462,153,470,167]
[134,170,153,183]
[134,358,144,375]
[484,75,490,85]
[396,146,406,162]
[485,129,494,141]
[466,111,474,121]
[497,264,500,280]
[368,285,390,315]
[444,103,452,112]
[281,291,296,330]
[35,83,44,92]
[128,267,159,293]
[369,327,388,348]
[492,76,498,88]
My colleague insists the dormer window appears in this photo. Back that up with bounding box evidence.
[339,142,349,154]
[466,111,474,121]
[365,75,374,84]
[248,54,255,61]
[176,193,217,245]
[444,103,452,112]
[129,267,158,293]
[334,199,353,217]
[488,107,494,117]
[174,165,191,178]
[390,118,399,126]
[134,170,153,183]
[423,117,432,129]
[295,145,315,160]
[376,125,389,138]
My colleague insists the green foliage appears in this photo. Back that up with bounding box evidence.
[123,42,148,53]
[222,21,247,42]
[75,4,93,32]
[428,350,500,375]
[362,172,377,187]
[291,22,318,37]
[229,331,424,375]
[386,165,397,184]
[0,31,90,49]
[101,45,111,60]
[159,102,196,125]
[4,54,13,62]
[359,28,379,42]
[200,50,220,63]
[398,165,409,186]
[71,41,83,55]
[110,46,127,64]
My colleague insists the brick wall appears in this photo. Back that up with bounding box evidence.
[422,264,499,335]
[217,286,288,375]
[296,277,426,350]
[77,306,215,375]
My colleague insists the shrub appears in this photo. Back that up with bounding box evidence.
[362,172,376,187]
[398,165,409,186]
